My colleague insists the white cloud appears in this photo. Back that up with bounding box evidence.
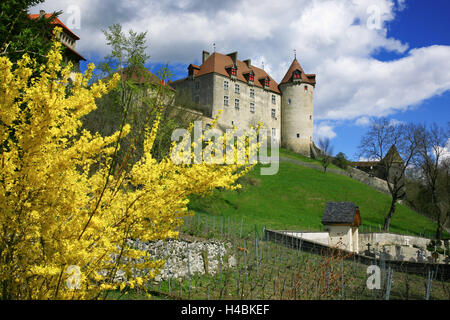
[31,0,450,135]
[397,0,407,11]
[314,122,337,141]
[436,138,450,164]
[355,116,371,126]
[388,118,404,126]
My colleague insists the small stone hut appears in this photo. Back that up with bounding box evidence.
[322,202,361,252]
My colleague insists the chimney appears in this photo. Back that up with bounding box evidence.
[202,50,210,64]
[227,52,238,66]
[39,10,46,17]
[244,59,251,68]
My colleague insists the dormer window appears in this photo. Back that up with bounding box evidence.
[226,64,238,79]
[244,71,255,84]
[259,76,270,89]
[293,70,302,81]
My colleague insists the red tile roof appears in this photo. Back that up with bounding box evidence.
[189,52,281,94]
[116,67,175,91]
[29,13,86,61]
[64,45,86,61]
[280,58,316,86]
[29,13,80,40]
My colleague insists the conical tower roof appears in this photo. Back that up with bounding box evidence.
[382,145,404,163]
[279,58,316,86]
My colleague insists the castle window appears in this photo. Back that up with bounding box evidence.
[297,133,300,138]
[271,108,276,118]
[224,80,229,91]
[195,81,200,89]
[264,78,270,87]
[235,84,240,94]
[293,70,301,80]
[272,95,276,104]
[304,85,308,91]
[250,88,255,99]
[250,102,255,113]
[248,73,254,82]
[310,115,312,120]
[224,95,229,107]
[288,98,291,104]
[231,67,237,76]
[235,98,240,109]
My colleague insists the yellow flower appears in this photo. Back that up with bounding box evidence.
[0,32,255,300]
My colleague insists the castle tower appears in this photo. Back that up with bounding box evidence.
[279,58,316,157]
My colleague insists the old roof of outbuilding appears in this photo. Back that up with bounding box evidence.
[322,202,360,225]
[112,67,175,91]
[382,145,404,164]
[29,13,81,40]
[29,12,86,61]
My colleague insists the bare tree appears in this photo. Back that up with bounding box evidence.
[415,123,450,239]
[358,118,421,231]
[318,138,333,173]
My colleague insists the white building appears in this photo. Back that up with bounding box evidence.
[321,202,361,253]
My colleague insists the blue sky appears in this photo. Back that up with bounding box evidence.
[34,0,450,160]
[337,0,450,159]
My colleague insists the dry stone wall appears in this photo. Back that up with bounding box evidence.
[125,239,236,282]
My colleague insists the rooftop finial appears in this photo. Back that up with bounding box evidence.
[262,60,264,70]
[294,49,297,60]
[213,43,216,52]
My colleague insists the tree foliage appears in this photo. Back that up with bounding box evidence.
[411,123,449,239]
[332,152,349,170]
[358,118,421,232]
[0,1,59,66]
[83,24,200,165]
[318,138,333,172]
[0,28,252,299]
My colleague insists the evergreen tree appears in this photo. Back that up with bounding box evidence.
[0,1,60,66]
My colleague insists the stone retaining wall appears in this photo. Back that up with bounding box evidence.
[111,239,236,282]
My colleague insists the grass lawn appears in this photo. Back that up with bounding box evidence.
[278,147,344,171]
[188,159,447,239]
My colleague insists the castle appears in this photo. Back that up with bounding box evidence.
[31,11,317,157]
[170,50,317,157]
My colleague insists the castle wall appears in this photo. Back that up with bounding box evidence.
[173,74,281,145]
[171,74,215,117]
[211,74,281,145]
[280,82,314,156]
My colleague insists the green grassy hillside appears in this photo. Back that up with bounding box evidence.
[188,149,447,239]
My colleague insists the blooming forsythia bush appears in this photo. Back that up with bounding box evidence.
[0,29,252,299]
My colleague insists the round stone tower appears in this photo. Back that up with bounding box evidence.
[279,58,316,157]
